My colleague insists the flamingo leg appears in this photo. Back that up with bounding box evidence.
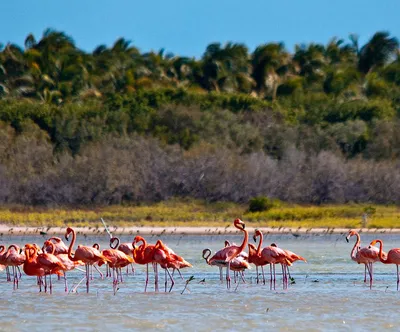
[240,271,246,283]
[64,272,68,292]
[273,264,276,290]
[219,266,223,282]
[364,264,367,283]
[90,265,94,280]
[261,265,266,284]
[226,262,231,290]
[164,269,168,292]
[234,271,241,292]
[49,273,53,294]
[154,263,159,292]
[397,265,399,291]
[281,264,286,289]
[269,263,273,290]
[131,263,135,275]
[94,265,104,279]
[165,268,175,293]
[177,268,184,280]
[44,275,48,293]
[144,264,149,292]
[17,266,22,280]
[256,265,259,284]
[86,264,90,293]
[6,266,10,282]
[369,263,373,289]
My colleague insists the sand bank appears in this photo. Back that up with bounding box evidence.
[0,225,399,236]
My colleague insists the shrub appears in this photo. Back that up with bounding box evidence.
[248,196,278,212]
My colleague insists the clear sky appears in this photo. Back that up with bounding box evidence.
[0,0,399,57]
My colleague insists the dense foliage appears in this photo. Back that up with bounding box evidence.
[0,30,399,205]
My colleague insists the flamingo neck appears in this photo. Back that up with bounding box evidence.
[7,244,19,253]
[235,224,248,254]
[376,240,388,263]
[256,232,263,256]
[67,229,77,261]
[110,237,120,249]
[202,249,211,264]
[47,242,55,255]
[350,233,360,260]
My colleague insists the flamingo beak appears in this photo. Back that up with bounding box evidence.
[65,234,69,242]
[242,224,245,230]
[345,236,349,243]
[253,235,257,242]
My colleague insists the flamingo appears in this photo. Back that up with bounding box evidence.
[110,237,135,275]
[43,237,69,255]
[270,243,307,280]
[208,218,248,289]
[30,242,66,293]
[44,240,84,292]
[0,245,13,282]
[253,229,291,290]
[96,242,134,294]
[248,242,268,284]
[370,239,400,290]
[346,230,384,289]
[23,245,45,292]
[64,227,111,293]
[132,236,159,292]
[4,245,25,290]
[154,239,192,288]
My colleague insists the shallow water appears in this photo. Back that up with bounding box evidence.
[1,232,400,331]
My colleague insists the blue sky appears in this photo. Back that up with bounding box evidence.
[1,0,399,57]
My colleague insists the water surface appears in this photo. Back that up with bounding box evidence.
[1,233,399,331]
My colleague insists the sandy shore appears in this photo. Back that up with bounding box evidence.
[1,225,400,236]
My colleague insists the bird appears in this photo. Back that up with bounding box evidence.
[270,243,306,280]
[370,239,400,290]
[29,242,66,294]
[43,237,69,255]
[96,242,134,294]
[132,236,159,292]
[253,229,291,290]
[208,218,248,289]
[43,240,83,292]
[4,244,26,290]
[346,230,384,289]
[23,244,46,292]
[64,227,111,293]
[110,237,135,276]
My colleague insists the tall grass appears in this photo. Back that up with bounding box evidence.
[0,200,398,228]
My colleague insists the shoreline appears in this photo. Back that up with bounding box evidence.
[1,225,400,236]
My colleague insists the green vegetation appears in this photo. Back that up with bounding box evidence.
[0,30,400,210]
[0,201,398,228]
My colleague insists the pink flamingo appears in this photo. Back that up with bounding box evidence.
[4,245,25,289]
[110,238,135,275]
[65,227,111,293]
[208,218,248,289]
[346,230,384,289]
[270,243,306,280]
[253,230,291,290]
[43,237,69,255]
[44,240,84,292]
[370,239,400,290]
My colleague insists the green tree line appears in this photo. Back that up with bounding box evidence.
[0,30,399,205]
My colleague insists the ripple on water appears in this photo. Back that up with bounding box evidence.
[1,234,400,331]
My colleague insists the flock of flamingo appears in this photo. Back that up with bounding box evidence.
[0,219,400,294]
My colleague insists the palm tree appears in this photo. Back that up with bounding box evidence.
[293,43,326,87]
[201,42,252,93]
[252,42,290,99]
[358,31,399,74]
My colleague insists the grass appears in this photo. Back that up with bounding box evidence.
[0,199,399,229]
